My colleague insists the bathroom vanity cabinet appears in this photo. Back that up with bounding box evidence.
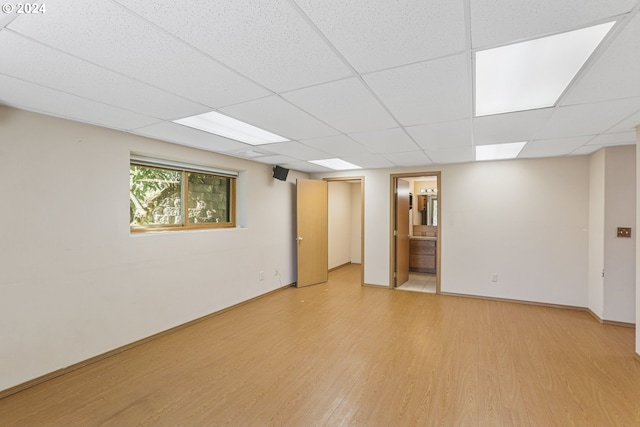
[409,237,436,273]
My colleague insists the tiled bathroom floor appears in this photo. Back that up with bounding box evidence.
[397,272,437,293]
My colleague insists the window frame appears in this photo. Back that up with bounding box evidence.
[130,161,236,233]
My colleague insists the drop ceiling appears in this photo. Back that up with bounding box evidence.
[1,0,639,172]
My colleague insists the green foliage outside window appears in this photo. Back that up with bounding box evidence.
[130,164,234,231]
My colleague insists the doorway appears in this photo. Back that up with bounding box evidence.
[325,177,365,286]
[296,177,365,287]
[390,172,441,293]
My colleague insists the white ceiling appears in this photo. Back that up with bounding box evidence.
[1,0,640,173]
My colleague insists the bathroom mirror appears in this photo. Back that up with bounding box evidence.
[426,195,437,226]
[414,194,437,226]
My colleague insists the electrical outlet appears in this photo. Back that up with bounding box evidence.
[491,273,498,283]
[617,227,632,238]
[259,271,264,281]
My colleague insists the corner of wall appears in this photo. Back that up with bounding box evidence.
[588,150,605,318]
[636,127,640,356]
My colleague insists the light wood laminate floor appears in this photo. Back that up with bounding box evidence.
[1,263,639,426]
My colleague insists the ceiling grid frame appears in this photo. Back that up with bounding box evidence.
[0,0,638,171]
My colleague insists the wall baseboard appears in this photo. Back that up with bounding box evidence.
[587,308,636,328]
[439,291,586,312]
[586,308,603,323]
[440,292,637,329]
[0,283,294,401]
[362,283,388,288]
[329,262,353,272]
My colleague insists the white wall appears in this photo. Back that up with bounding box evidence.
[328,181,362,269]
[350,183,362,264]
[314,156,590,307]
[328,181,352,269]
[636,126,640,356]
[0,107,304,392]
[440,158,589,305]
[587,146,636,324]
[360,171,392,285]
[603,146,636,323]
[588,150,606,318]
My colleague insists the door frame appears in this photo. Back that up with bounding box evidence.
[324,176,365,286]
[389,172,441,293]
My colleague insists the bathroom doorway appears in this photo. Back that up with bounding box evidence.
[390,172,441,294]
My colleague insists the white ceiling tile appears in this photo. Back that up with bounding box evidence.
[262,141,331,161]
[7,0,270,108]
[294,0,466,72]
[341,154,396,169]
[224,147,277,160]
[282,78,398,133]
[384,150,433,167]
[519,136,592,158]
[470,0,637,48]
[609,109,640,133]
[364,54,471,126]
[406,119,472,150]
[425,147,475,164]
[586,131,637,146]
[112,0,352,92]
[348,128,420,153]
[281,160,332,173]
[0,74,159,130]
[563,14,640,105]
[219,96,340,141]
[301,135,372,157]
[2,0,639,169]
[131,122,248,152]
[0,10,18,28]
[537,98,640,139]
[250,155,300,166]
[472,109,554,145]
[572,145,603,156]
[0,31,208,120]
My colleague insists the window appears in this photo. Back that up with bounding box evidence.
[129,159,236,231]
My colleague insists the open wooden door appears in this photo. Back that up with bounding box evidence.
[296,179,328,287]
[395,179,410,287]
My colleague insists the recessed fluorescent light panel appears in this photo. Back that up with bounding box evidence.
[476,142,526,161]
[174,111,289,145]
[475,21,614,117]
[309,158,362,170]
